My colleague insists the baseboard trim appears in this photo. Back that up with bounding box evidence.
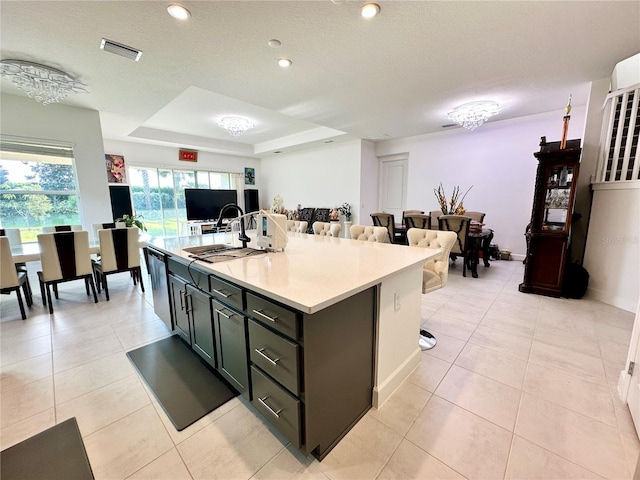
[372,347,421,408]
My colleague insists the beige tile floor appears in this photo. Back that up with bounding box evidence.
[1,258,638,479]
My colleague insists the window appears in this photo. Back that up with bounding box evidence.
[0,137,80,242]
[598,85,640,182]
[127,166,237,236]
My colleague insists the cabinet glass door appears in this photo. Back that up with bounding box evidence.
[542,165,573,233]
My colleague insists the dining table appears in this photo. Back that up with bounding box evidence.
[467,228,494,278]
[9,235,151,265]
[9,242,101,264]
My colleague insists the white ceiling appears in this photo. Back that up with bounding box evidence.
[1,1,639,157]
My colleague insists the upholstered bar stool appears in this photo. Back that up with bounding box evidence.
[286,220,308,233]
[407,228,457,350]
[312,221,341,237]
[349,225,389,243]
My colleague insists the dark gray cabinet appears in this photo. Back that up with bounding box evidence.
[168,274,191,344]
[154,251,376,461]
[212,299,249,396]
[188,285,216,369]
[247,287,375,460]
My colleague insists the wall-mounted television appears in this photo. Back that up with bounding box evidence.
[184,188,238,222]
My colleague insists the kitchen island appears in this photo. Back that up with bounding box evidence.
[146,231,439,459]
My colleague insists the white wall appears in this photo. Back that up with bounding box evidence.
[612,53,640,91]
[103,139,259,176]
[375,107,587,257]
[359,140,379,223]
[584,185,639,312]
[1,93,110,228]
[259,140,363,224]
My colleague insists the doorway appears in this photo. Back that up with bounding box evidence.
[379,156,408,221]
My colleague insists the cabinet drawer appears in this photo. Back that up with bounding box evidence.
[167,258,207,287]
[246,292,299,340]
[209,275,243,310]
[249,320,300,395]
[251,366,301,448]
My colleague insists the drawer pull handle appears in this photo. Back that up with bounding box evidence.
[212,288,231,298]
[252,309,278,323]
[185,293,193,315]
[255,348,280,366]
[214,308,233,319]
[179,290,186,311]
[258,396,282,418]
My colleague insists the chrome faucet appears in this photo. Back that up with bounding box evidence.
[216,203,250,248]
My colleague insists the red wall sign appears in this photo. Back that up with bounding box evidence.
[179,149,198,162]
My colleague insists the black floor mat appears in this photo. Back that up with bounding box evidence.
[126,335,238,431]
[0,417,94,480]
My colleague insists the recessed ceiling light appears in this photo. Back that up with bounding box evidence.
[277,58,292,68]
[267,39,282,48]
[167,4,191,20]
[360,3,380,18]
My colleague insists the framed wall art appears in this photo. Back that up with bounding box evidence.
[244,167,255,185]
[105,154,127,183]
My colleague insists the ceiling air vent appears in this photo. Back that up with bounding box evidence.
[100,39,143,61]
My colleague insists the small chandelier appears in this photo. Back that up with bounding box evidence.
[0,59,87,105]
[447,100,501,130]
[217,116,255,137]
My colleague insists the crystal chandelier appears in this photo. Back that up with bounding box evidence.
[447,100,501,130]
[0,59,87,105]
[217,116,255,137]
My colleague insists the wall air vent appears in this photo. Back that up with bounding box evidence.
[441,123,457,128]
[100,38,143,61]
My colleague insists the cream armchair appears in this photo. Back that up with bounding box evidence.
[349,225,389,243]
[312,221,341,237]
[286,220,308,233]
[407,228,457,294]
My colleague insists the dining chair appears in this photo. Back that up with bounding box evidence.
[464,211,486,223]
[91,222,116,241]
[286,220,308,233]
[92,227,144,301]
[370,212,406,244]
[407,228,457,350]
[37,231,98,314]
[402,210,424,227]
[429,211,442,230]
[0,237,33,320]
[349,225,389,243]
[0,228,28,274]
[404,213,431,230]
[438,215,472,277]
[312,221,341,237]
[0,228,22,246]
[42,225,83,233]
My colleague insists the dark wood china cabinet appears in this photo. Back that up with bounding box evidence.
[519,138,581,297]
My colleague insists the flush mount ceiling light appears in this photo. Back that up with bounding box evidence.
[217,116,255,137]
[167,4,191,20]
[0,59,87,105]
[446,100,501,130]
[360,3,380,18]
[277,57,292,67]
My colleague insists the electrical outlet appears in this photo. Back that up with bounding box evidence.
[394,292,401,312]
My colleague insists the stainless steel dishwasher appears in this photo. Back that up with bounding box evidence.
[148,247,172,331]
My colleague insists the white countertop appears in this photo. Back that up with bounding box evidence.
[148,232,440,314]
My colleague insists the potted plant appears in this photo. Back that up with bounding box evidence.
[115,213,147,231]
[434,184,473,215]
[338,202,352,222]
